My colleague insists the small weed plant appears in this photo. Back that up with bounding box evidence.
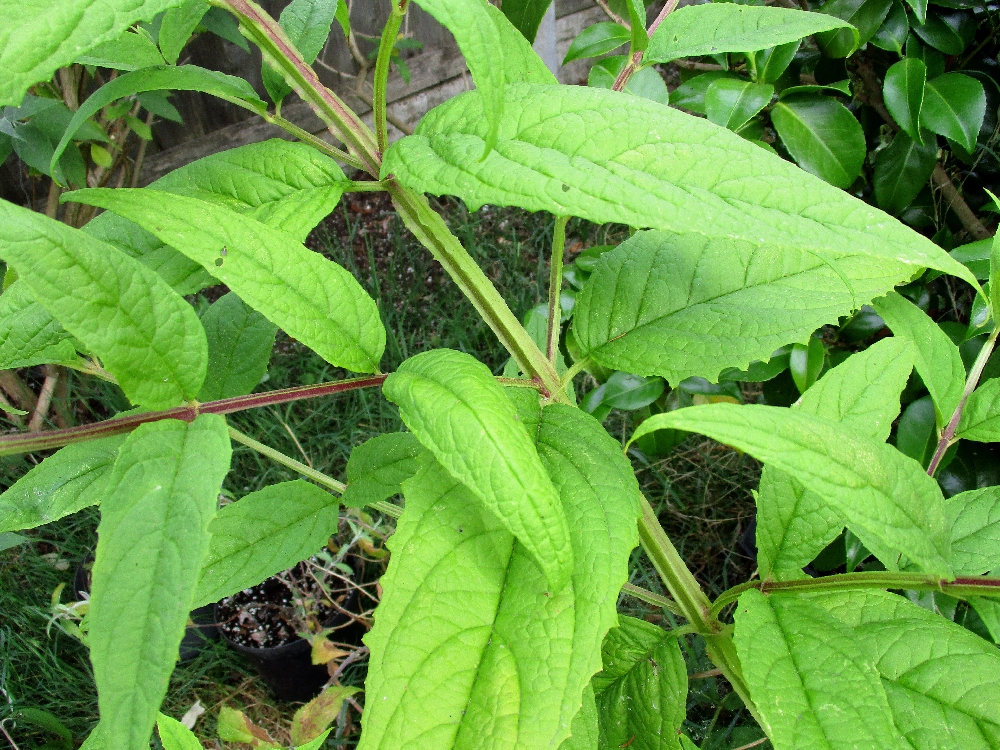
[2,0,1000,748]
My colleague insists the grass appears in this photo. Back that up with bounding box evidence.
[0,196,763,749]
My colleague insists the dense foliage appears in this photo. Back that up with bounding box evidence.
[1,0,1000,748]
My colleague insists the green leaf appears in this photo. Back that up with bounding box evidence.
[50,65,267,181]
[705,79,773,131]
[81,138,346,295]
[89,415,230,750]
[873,131,938,216]
[752,41,800,85]
[771,95,866,188]
[670,71,734,114]
[734,589,906,750]
[558,684,599,750]
[75,30,166,71]
[360,405,640,749]
[872,291,965,427]
[0,199,208,409]
[292,687,359,747]
[0,532,29,552]
[0,436,125,533]
[971,596,1000,642]
[905,0,927,23]
[870,1,908,54]
[950,238,993,281]
[67,188,385,374]
[946,486,1000,575]
[0,281,78,369]
[197,292,277,401]
[482,2,557,85]
[386,84,975,287]
[156,713,202,750]
[815,0,892,58]
[412,0,506,153]
[895,395,937,466]
[912,9,976,55]
[262,0,339,106]
[778,80,852,99]
[883,58,926,144]
[193,480,338,608]
[341,433,423,509]
[382,349,572,589]
[499,0,553,43]
[789,336,825,395]
[920,72,986,153]
[572,229,920,385]
[625,0,649,54]
[0,0,187,106]
[601,371,665,411]
[956,377,1000,443]
[564,22,629,64]
[588,56,669,104]
[592,616,687,750]
[645,4,857,62]
[630,402,951,575]
[755,337,915,579]
[159,0,210,66]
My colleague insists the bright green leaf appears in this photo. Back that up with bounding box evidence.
[588,56,669,104]
[734,589,906,750]
[883,58,927,144]
[89,415,231,750]
[0,0,186,106]
[0,199,208,409]
[75,30,166,71]
[341,433,423,509]
[646,4,857,62]
[705,79,773,131]
[564,22,629,63]
[0,436,125,534]
[872,291,965,427]
[193,480,339,607]
[956,377,1000,443]
[50,65,267,181]
[262,0,340,106]
[789,336,825,394]
[873,131,938,216]
[816,0,892,57]
[156,713,202,750]
[558,683,599,750]
[630,403,951,575]
[771,95,866,188]
[198,292,277,401]
[592,616,687,750]
[482,2,557,85]
[0,281,78,370]
[946,486,1000,575]
[498,0,552,44]
[360,404,639,749]
[920,72,986,154]
[382,349,572,589]
[756,337,915,579]
[67,188,385,374]
[159,0,210,65]
[385,85,975,289]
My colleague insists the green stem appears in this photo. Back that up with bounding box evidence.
[620,581,683,616]
[0,375,387,456]
[711,571,1000,618]
[372,500,403,518]
[213,0,381,175]
[264,112,367,171]
[374,1,407,154]
[546,216,569,364]
[387,183,564,399]
[927,325,999,475]
[560,356,592,389]
[343,180,389,193]
[229,426,346,493]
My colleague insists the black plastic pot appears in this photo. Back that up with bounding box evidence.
[73,558,219,661]
[214,562,362,702]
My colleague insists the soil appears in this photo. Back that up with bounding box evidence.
[216,558,355,649]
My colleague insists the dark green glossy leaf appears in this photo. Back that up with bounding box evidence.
[920,72,986,152]
[895,394,937,466]
[564,22,629,64]
[588,55,669,104]
[789,336,825,394]
[911,9,975,55]
[341,433,423,509]
[500,0,553,43]
[771,95,866,188]
[669,71,733,114]
[719,346,792,382]
[883,58,926,144]
[646,4,856,62]
[778,80,852,99]
[905,33,944,78]
[197,292,277,401]
[870,0,909,53]
[905,0,927,23]
[873,132,938,216]
[816,0,892,57]
[705,79,774,131]
[752,41,800,85]
[601,371,665,411]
